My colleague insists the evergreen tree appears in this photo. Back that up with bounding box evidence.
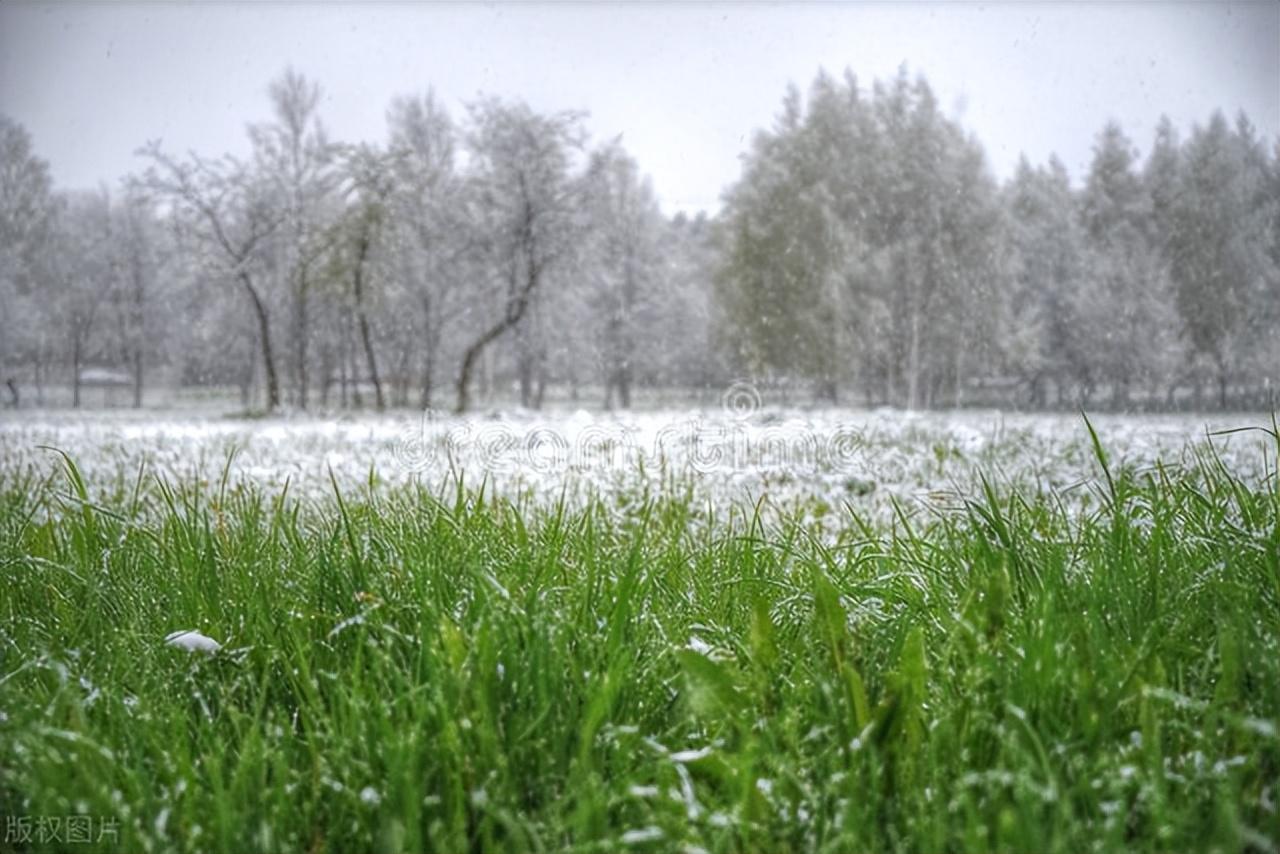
[1079,122,1178,406]
[0,115,55,394]
[1170,112,1268,406]
[1004,156,1091,405]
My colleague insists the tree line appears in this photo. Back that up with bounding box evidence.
[1,67,1276,412]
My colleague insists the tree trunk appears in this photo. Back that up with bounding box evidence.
[618,366,631,409]
[240,272,280,411]
[481,345,493,401]
[351,230,384,411]
[421,342,436,410]
[518,356,535,408]
[1113,374,1131,410]
[358,312,382,411]
[239,348,252,409]
[131,349,143,409]
[392,343,411,407]
[35,334,46,406]
[603,314,621,410]
[457,309,524,414]
[72,331,83,409]
[419,291,435,409]
[456,252,541,414]
[456,334,493,415]
[319,340,332,409]
[298,312,309,409]
[815,377,838,404]
[348,315,362,408]
[293,269,310,410]
[338,326,349,409]
[906,308,921,410]
[533,350,548,410]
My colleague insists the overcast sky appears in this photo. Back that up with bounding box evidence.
[1,1,1276,215]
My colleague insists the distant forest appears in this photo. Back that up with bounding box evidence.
[1,67,1277,412]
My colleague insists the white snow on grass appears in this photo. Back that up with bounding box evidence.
[1,406,1272,527]
[163,630,222,654]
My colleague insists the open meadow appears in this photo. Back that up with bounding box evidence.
[1,406,1278,852]
[4,0,1279,849]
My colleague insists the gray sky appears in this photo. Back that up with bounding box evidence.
[1,1,1276,215]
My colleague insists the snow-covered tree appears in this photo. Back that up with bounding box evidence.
[717,73,865,400]
[250,68,338,409]
[1003,157,1094,404]
[578,141,665,408]
[386,92,466,408]
[453,99,586,413]
[717,68,1007,407]
[139,142,285,410]
[0,115,55,400]
[1164,112,1273,406]
[1078,121,1179,406]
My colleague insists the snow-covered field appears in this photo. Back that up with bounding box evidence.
[1,406,1274,524]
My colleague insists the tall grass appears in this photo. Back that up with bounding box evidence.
[1,431,1277,853]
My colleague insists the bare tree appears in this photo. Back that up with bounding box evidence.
[139,144,284,410]
[581,141,663,408]
[47,190,116,407]
[250,68,337,409]
[387,92,466,408]
[453,99,586,413]
[104,187,168,407]
[334,143,396,410]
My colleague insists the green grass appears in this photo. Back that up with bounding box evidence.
[1,432,1278,853]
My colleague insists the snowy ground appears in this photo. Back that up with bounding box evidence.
[1,406,1274,526]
